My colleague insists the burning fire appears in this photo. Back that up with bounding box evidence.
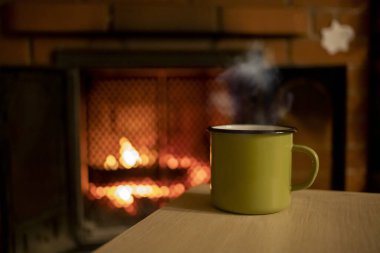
[104,137,157,170]
[98,137,210,215]
[88,180,186,215]
[119,137,141,168]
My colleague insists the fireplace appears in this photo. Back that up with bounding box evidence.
[0,49,348,251]
[52,49,347,241]
[82,68,217,222]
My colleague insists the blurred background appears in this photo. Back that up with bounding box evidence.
[0,0,379,252]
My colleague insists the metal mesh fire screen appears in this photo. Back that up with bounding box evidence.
[82,69,229,223]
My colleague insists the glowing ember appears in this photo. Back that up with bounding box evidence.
[104,155,119,170]
[179,156,192,168]
[115,186,134,204]
[167,157,179,169]
[97,136,211,216]
[119,137,141,169]
[88,180,186,215]
[103,138,158,170]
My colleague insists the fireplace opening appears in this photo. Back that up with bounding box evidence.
[65,50,346,241]
[81,69,219,226]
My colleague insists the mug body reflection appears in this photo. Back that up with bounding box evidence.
[209,125,318,215]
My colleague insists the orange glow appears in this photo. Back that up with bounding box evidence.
[104,155,119,170]
[88,180,187,214]
[103,137,158,169]
[96,136,211,215]
[140,154,150,166]
[159,154,171,168]
[115,186,134,205]
[180,156,192,168]
[119,137,141,169]
[167,157,179,169]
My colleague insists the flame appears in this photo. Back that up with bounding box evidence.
[88,180,186,215]
[119,137,141,169]
[104,155,119,170]
[103,137,158,170]
[115,185,134,205]
[97,136,212,216]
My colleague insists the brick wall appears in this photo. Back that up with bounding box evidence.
[0,0,369,191]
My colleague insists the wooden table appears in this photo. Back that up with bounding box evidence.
[95,185,380,253]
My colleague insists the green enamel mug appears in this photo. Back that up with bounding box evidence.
[209,124,319,214]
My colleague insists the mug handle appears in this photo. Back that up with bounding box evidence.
[291,144,319,191]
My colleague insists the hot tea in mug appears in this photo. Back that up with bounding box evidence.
[208,124,319,214]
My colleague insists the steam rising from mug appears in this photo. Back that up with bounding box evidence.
[212,43,292,124]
